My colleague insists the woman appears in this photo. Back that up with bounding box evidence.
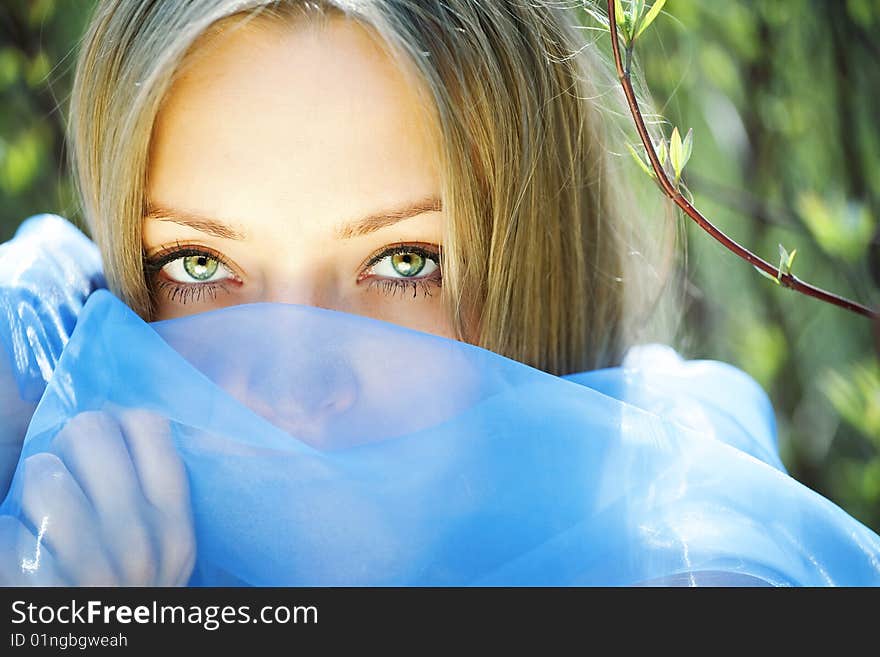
[71,0,676,364]
[1,0,878,586]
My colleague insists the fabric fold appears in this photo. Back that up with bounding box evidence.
[1,288,877,586]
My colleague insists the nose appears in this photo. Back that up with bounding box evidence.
[261,274,339,312]
[247,358,357,449]
[235,300,360,449]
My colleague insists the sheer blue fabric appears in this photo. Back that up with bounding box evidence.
[0,215,104,504]
[0,214,105,402]
[1,214,879,586]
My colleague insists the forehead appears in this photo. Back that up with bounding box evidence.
[147,14,441,238]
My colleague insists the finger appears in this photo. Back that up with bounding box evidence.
[50,411,161,586]
[19,452,118,585]
[49,411,143,516]
[153,517,197,586]
[0,515,69,586]
[115,409,196,585]
[115,409,191,520]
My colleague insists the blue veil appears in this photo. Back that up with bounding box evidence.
[1,215,879,586]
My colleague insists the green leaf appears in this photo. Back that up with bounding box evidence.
[776,243,797,280]
[755,266,781,285]
[786,248,797,272]
[777,243,789,268]
[635,0,667,39]
[614,0,634,42]
[627,143,655,179]
[631,0,646,28]
[656,138,668,167]
[614,0,626,28]
[681,127,693,169]
[669,126,683,179]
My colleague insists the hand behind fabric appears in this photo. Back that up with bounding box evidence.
[0,350,36,502]
[0,214,106,499]
[0,409,195,586]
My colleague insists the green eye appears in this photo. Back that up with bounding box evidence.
[183,254,219,281]
[390,252,425,277]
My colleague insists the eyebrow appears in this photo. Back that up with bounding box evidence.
[145,205,248,240]
[145,196,442,241]
[335,196,442,239]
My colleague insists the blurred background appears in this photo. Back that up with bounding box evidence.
[1,0,878,530]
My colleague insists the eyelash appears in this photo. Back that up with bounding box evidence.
[143,243,238,305]
[361,243,442,299]
[142,242,443,304]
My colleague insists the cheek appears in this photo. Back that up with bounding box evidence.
[151,298,194,322]
[150,291,239,321]
[354,292,456,340]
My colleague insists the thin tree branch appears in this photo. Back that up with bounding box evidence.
[607,0,877,319]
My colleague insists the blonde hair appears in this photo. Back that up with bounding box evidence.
[69,0,682,375]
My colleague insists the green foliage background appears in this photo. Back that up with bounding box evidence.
[617,0,880,531]
[1,0,878,530]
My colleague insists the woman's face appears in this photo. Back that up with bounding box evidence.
[143,16,454,339]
